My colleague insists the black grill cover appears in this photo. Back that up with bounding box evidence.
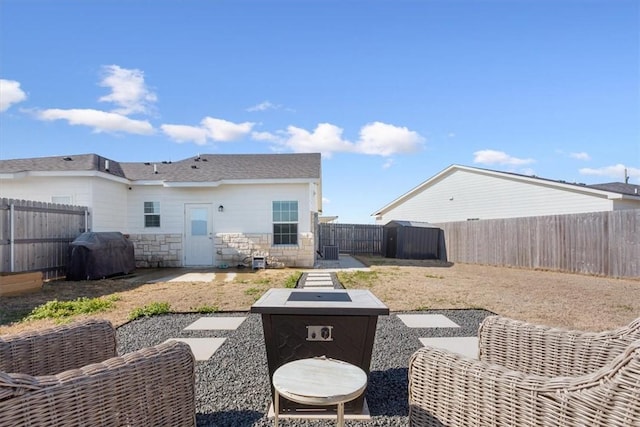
[67,232,135,280]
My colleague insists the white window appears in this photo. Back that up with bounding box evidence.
[144,201,160,227]
[273,201,298,245]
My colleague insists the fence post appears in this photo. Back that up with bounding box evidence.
[9,202,15,272]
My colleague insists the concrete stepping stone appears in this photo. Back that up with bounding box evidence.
[397,314,460,328]
[184,316,247,330]
[165,337,226,361]
[419,337,479,359]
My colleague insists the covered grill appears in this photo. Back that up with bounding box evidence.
[67,232,135,280]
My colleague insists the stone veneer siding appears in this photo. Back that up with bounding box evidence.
[129,233,182,268]
[128,232,314,268]
[215,232,315,268]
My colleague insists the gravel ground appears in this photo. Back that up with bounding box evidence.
[117,309,493,427]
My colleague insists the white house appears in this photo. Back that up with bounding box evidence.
[373,165,640,224]
[0,153,322,268]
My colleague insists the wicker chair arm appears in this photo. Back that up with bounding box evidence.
[409,342,640,427]
[478,316,640,377]
[0,319,117,376]
[0,340,196,427]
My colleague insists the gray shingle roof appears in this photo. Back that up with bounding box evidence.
[0,153,321,183]
[587,182,640,197]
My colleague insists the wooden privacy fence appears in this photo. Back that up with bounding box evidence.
[317,223,383,255]
[437,209,639,278]
[0,199,90,280]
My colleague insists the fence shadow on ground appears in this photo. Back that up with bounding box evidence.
[355,256,455,269]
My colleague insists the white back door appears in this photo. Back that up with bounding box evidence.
[184,204,214,266]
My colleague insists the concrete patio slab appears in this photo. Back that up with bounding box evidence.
[311,254,370,272]
[419,337,479,359]
[165,337,226,361]
[184,317,247,331]
[397,314,460,328]
[167,272,217,282]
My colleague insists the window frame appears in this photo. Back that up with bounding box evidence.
[144,201,161,228]
[272,200,299,245]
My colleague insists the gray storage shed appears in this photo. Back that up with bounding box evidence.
[382,220,447,261]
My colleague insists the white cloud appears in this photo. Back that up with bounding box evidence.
[246,101,280,112]
[37,108,154,135]
[251,131,283,143]
[98,65,157,115]
[355,121,424,156]
[278,121,424,158]
[570,152,591,161]
[283,123,354,158]
[322,197,331,204]
[161,117,256,145]
[0,79,27,112]
[473,149,535,166]
[382,158,395,169]
[201,117,255,142]
[579,164,640,181]
[161,124,208,145]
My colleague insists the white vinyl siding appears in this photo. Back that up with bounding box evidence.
[0,175,128,231]
[125,183,313,235]
[378,169,618,224]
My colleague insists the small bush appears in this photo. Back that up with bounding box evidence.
[337,270,378,287]
[194,304,219,313]
[129,302,171,320]
[284,271,302,288]
[26,296,117,321]
[244,287,262,296]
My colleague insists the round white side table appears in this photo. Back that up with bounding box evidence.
[272,356,368,427]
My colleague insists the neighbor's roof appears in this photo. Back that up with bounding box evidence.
[0,153,322,183]
[384,220,439,228]
[587,182,640,197]
[373,164,640,216]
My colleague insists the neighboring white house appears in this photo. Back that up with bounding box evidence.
[373,164,640,224]
[0,153,322,268]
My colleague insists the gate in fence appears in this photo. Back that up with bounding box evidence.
[0,198,90,280]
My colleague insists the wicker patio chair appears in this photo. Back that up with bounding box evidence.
[478,315,640,377]
[408,316,640,427]
[0,319,196,427]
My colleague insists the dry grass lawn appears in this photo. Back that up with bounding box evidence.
[1,256,639,335]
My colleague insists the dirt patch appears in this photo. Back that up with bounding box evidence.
[1,258,638,335]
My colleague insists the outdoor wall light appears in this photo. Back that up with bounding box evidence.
[218,205,224,212]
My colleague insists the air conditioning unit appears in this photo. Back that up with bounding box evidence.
[323,245,339,260]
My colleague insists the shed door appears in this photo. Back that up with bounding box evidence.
[386,227,397,258]
[184,204,214,266]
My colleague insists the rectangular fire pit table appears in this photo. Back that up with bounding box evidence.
[251,288,389,415]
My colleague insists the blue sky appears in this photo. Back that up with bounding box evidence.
[1,0,639,223]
